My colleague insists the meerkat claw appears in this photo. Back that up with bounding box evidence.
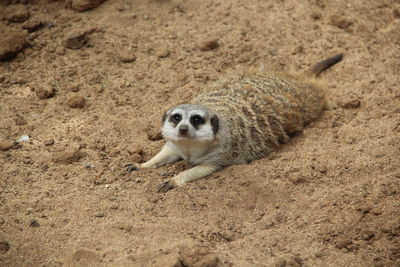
[157,179,177,193]
[124,163,139,173]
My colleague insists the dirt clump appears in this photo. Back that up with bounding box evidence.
[0,26,27,60]
[66,95,86,108]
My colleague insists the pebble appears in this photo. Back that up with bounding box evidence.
[0,26,28,61]
[199,39,219,51]
[131,147,144,155]
[53,149,85,164]
[17,135,30,143]
[341,99,361,109]
[330,15,354,30]
[146,128,163,141]
[63,28,95,49]
[66,95,86,108]
[68,84,80,92]
[29,219,40,227]
[288,174,306,185]
[394,8,400,19]
[55,46,66,55]
[0,241,10,253]
[156,48,170,58]
[35,85,55,99]
[311,12,321,20]
[118,49,136,63]
[44,139,54,146]
[0,140,16,151]
[335,238,353,249]
[317,164,328,173]
[69,0,105,12]
[23,20,44,33]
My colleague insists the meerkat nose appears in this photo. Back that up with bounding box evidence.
[179,125,189,135]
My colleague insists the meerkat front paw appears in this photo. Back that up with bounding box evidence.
[124,163,140,173]
[157,179,178,193]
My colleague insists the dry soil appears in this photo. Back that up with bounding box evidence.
[0,0,399,266]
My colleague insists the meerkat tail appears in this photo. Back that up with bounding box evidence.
[306,53,344,77]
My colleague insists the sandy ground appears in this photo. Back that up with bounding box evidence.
[0,0,399,266]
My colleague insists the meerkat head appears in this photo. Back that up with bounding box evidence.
[161,104,219,143]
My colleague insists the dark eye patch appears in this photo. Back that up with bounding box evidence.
[169,113,182,127]
[190,114,205,129]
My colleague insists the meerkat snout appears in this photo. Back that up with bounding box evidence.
[178,124,189,135]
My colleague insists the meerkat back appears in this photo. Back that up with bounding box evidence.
[191,54,342,166]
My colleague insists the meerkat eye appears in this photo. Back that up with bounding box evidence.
[171,113,182,123]
[190,114,205,127]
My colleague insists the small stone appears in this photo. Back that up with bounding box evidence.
[394,8,400,19]
[317,164,327,173]
[0,26,28,61]
[330,15,354,29]
[0,241,10,254]
[66,95,86,108]
[335,238,352,249]
[370,207,382,216]
[55,46,66,55]
[35,85,55,99]
[17,135,30,143]
[311,12,321,20]
[29,219,40,227]
[288,175,306,185]
[44,139,54,146]
[0,140,16,151]
[64,28,95,49]
[53,149,85,164]
[341,99,361,109]
[23,20,44,33]
[68,0,105,12]
[69,84,80,92]
[356,205,371,214]
[156,48,170,58]
[360,230,375,241]
[146,128,162,141]
[199,39,219,51]
[118,49,136,63]
[131,147,144,155]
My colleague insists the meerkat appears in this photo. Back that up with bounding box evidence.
[129,54,343,192]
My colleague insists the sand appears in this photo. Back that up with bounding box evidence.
[0,0,399,266]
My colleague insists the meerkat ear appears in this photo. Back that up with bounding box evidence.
[210,114,219,134]
[162,110,170,124]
